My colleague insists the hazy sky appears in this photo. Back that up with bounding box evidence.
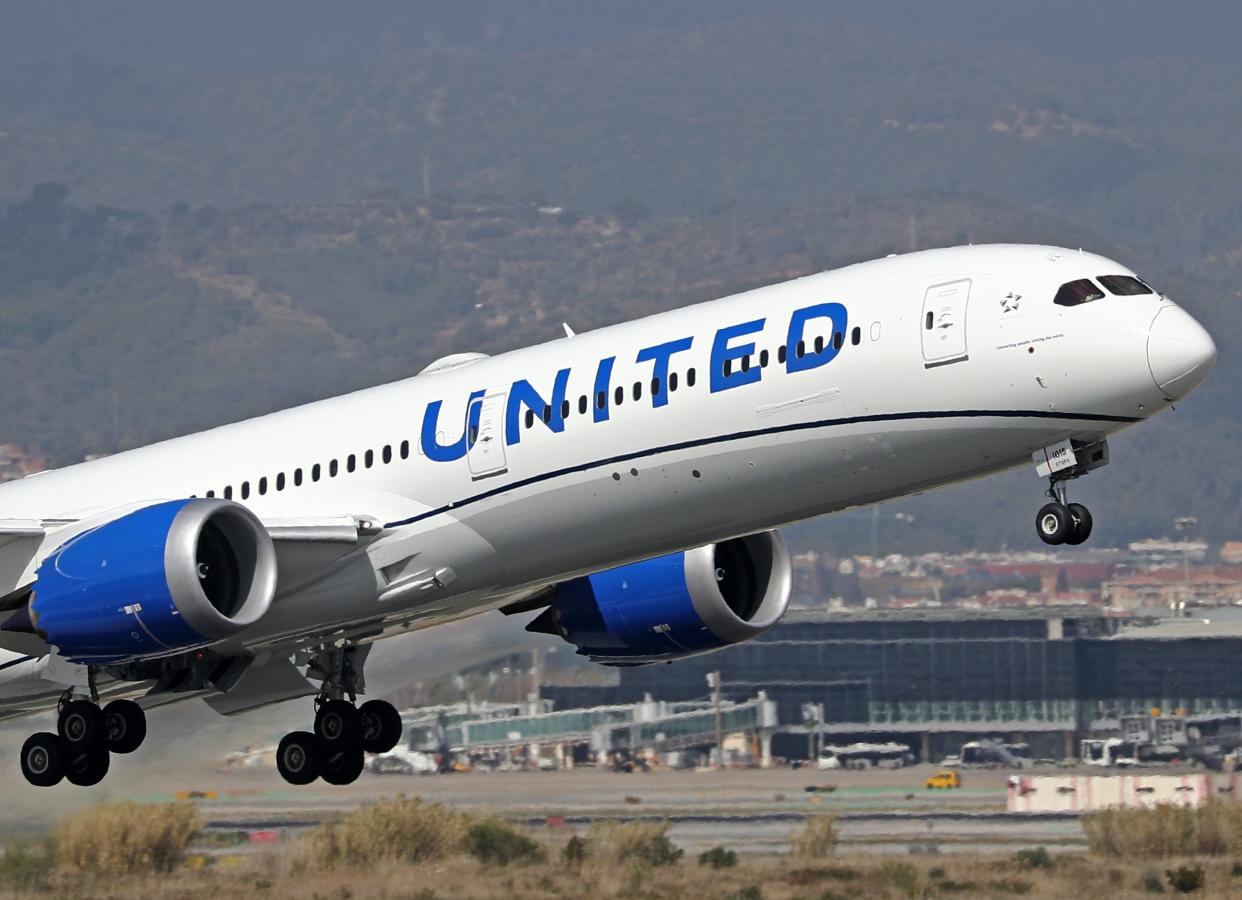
[0,1,1239,69]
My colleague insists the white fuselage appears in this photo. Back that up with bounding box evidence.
[0,244,1216,705]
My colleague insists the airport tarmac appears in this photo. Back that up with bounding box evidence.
[0,762,1099,853]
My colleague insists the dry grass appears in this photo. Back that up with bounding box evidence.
[1083,800,1242,857]
[51,802,201,877]
[584,820,683,867]
[26,849,1242,900]
[308,794,470,868]
[790,813,838,858]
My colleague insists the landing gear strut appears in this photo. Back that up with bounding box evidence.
[275,646,402,786]
[1033,439,1107,547]
[20,688,147,787]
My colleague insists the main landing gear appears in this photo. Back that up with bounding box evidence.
[1032,439,1108,547]
[20,693,146,787]
[276,647,402,786]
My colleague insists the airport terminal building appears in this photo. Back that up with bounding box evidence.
[542,611,1242,760]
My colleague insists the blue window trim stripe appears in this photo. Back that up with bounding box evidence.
[383,408,1138,530]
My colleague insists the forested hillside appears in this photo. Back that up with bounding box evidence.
[0,7,1237,551]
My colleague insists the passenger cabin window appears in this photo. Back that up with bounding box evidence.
[851,326,861,346]
[400,440,409,460]
[525,409,535,429]
[206,490,215,498]
[687,368,697,387]
[1054,279,1106,307]
[241,481,250,500]
[258,477,268,495]
[669,372,679,392]
[382,445,391,464]
[312,463,322,482]
[329,460,339,477]
[294,469,303,486]
[578,395,588,415]
[347,454,356,473]
[276,472,286,491]
[760,349,770,367]
[364,449,374,469]
[833,331,843,351]
[224,486,233,499]
[1098,274,1154,296]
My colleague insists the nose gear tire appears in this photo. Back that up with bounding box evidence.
[1065,503,1094,546]
[1036,502,1072,545]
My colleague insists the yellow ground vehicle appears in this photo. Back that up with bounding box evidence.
[925,770,961,789]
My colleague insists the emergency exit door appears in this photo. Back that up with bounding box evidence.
[466,392,508,479]
[921,279,971,367]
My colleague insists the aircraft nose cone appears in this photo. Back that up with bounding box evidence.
[1147,305,1216,400]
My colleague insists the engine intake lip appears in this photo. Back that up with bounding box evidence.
[683,531,792,644]
[164,499,276,640]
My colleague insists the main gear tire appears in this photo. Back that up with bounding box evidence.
[359,699,403,754]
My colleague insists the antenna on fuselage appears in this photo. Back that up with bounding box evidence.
[562,323,576,338]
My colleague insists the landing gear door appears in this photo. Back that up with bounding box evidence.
[466,392,508,480]
[921,279,971,367]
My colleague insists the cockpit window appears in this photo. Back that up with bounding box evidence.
[1097,274,1154,296]
[1053,279,1106,307]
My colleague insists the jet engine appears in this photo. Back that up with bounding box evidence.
[21,499,276,665]
[530,531,792,664]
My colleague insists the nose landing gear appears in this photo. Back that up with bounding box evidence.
[1033,439,1107,547]
[275,646,402,786]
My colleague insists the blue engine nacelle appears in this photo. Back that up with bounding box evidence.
[529,531,792,665]
[24,499,277,665]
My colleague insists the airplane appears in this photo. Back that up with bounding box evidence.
[0,243,1216,788]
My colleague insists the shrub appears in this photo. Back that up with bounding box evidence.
[586,821,683,867]
[1084,800,1242,857]
[53,802,201,876]
[1232,860,1242,878]
[1165,865,1206,893]
[309,795,469,868]
[1142,869,1166,893]
[1014,846,1054,869]
[0,839,55,891]
[987,879,1033,895]
[874,860,920,894]
[699,846,738,869]
[790,814,838,859]
[726,887,762,900]
[562,834,587,867]
[463,818,544,866]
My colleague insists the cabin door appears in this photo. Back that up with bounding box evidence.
[921,279,971,367]
[466,391,508,480]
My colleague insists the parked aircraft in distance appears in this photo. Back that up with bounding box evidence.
[0,244,1215,787]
